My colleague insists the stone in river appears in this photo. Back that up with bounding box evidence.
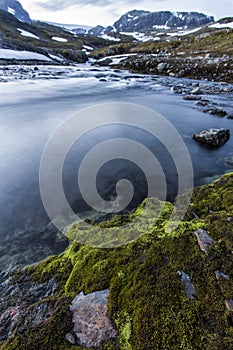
[203,107,227,117]
[192,128,230,147]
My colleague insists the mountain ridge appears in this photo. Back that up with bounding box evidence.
[88,10,214,37]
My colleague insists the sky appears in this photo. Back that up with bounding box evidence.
[20,0,233,26]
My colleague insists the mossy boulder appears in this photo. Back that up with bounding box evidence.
[1,173,233,349]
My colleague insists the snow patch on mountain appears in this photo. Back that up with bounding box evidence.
[209,22,233,29]
[100,34,120,41]
[51,36,68,43]
[7,6,15,14]
[121,32,160,42]
[17,28,40,39]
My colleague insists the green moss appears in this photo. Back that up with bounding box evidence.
[2,173,233,349]
[115,312,132,350]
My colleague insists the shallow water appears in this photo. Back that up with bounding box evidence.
[0,64,233,269]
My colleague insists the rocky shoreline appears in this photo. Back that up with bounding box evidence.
[96,53,233,83]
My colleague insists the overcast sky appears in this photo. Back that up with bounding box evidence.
[20,0,233,26]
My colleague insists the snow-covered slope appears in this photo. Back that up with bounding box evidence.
[0,48,51,60]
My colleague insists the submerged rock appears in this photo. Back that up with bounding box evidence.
[192,128,230,147]
[66,290,117,348]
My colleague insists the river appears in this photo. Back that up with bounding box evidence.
[0,63,232,270]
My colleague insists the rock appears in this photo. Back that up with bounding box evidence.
[67,290,117,348]
[227,114,233,120]
[191,87,203,95]
[97,58,113,66]
[194,229,214,255]
[178,271,196,299]
[65,333,76,345]
[157,62,168,72]
[196,101,208,106]
[183,95,202,101]
[172,86,183,94]
[215,270,229,280]
[203,107,227,117]
[225,300,233,311]
[193,128,230,147]
[205,53,217,59]
[0,275,58,340]
[61,50,88,63]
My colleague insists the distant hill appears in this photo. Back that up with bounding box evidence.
[0,9,121,64]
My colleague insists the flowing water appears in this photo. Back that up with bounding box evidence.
[0,64,233,269]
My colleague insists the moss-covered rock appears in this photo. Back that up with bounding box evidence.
[1,173,233,349]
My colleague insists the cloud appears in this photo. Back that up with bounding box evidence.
[20,0,233,26]
[35,0,143,11]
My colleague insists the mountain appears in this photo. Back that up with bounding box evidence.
[114,10,214,32]
[89,10,214,37]
[0,0,31,22]
[0,9,120,64]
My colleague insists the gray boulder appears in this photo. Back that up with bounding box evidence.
[66,290,117,348]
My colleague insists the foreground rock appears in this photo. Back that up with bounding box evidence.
[0,275,58,340]
[1,173,233,349]
[66,290,117,347]
[193,128,230,147]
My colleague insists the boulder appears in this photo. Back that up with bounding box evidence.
[193,128,230,147]
[97,58,113,66]
[66,290,117,348]
[203,107,227,117]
